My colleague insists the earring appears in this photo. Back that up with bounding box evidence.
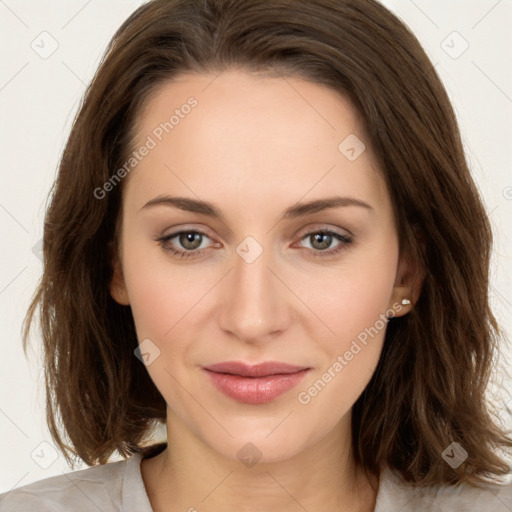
[401,298,411,306]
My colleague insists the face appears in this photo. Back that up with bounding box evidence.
[110,69,414,463]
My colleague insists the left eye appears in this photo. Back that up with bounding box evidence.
[297,229,353,256]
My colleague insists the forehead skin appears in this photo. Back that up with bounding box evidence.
[123,69,393,239]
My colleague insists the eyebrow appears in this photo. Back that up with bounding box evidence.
[140,194,374,220]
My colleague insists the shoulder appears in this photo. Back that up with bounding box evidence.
[375,466,512,511]
[0,451,151,512]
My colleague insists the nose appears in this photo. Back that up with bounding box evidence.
[217,244,290,344]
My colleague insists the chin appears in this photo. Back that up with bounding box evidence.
[196,419,319,466]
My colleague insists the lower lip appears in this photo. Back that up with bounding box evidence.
[203,369,309,404]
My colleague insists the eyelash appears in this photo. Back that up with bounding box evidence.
[156,228,353,261]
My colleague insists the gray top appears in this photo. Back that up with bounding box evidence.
[1,445,511,511]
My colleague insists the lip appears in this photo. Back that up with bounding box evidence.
[202,361,311,404]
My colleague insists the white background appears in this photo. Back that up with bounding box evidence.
[0,0,511,493]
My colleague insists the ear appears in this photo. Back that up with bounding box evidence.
[109,244,130,306]
[388,244,424,318]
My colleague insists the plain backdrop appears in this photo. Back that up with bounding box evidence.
[1,0,511,493]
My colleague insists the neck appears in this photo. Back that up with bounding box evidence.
[141,411,379,512]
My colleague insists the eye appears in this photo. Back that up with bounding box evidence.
[156,230,217,260]
[297,229,353,257]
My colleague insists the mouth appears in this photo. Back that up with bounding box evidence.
[202,361,311,404]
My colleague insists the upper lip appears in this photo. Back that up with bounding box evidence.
[203,361,310,377]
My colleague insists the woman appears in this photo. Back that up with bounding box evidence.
[1,0,511,510]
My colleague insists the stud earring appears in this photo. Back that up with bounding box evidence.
[401,298,411,306]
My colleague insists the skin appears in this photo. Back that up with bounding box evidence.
[110,69,422,512]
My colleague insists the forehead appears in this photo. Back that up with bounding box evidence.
[134,69,365,154]
[125,69,389,217]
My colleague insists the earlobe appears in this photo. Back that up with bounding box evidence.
[389,249,424,317]
[109,257,130,306]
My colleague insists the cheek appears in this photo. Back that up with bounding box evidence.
[294,294,392,432]
[122,254,197,407]
[294,238,397,406]
[301,236,398,349]
[121,239,183,340]
[120,240,214,387]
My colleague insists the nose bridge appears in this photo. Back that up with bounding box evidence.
[218,241,288,341]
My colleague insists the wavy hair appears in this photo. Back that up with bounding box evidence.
[23,0,511,487]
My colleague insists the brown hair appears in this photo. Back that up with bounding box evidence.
[23,0,511,487]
